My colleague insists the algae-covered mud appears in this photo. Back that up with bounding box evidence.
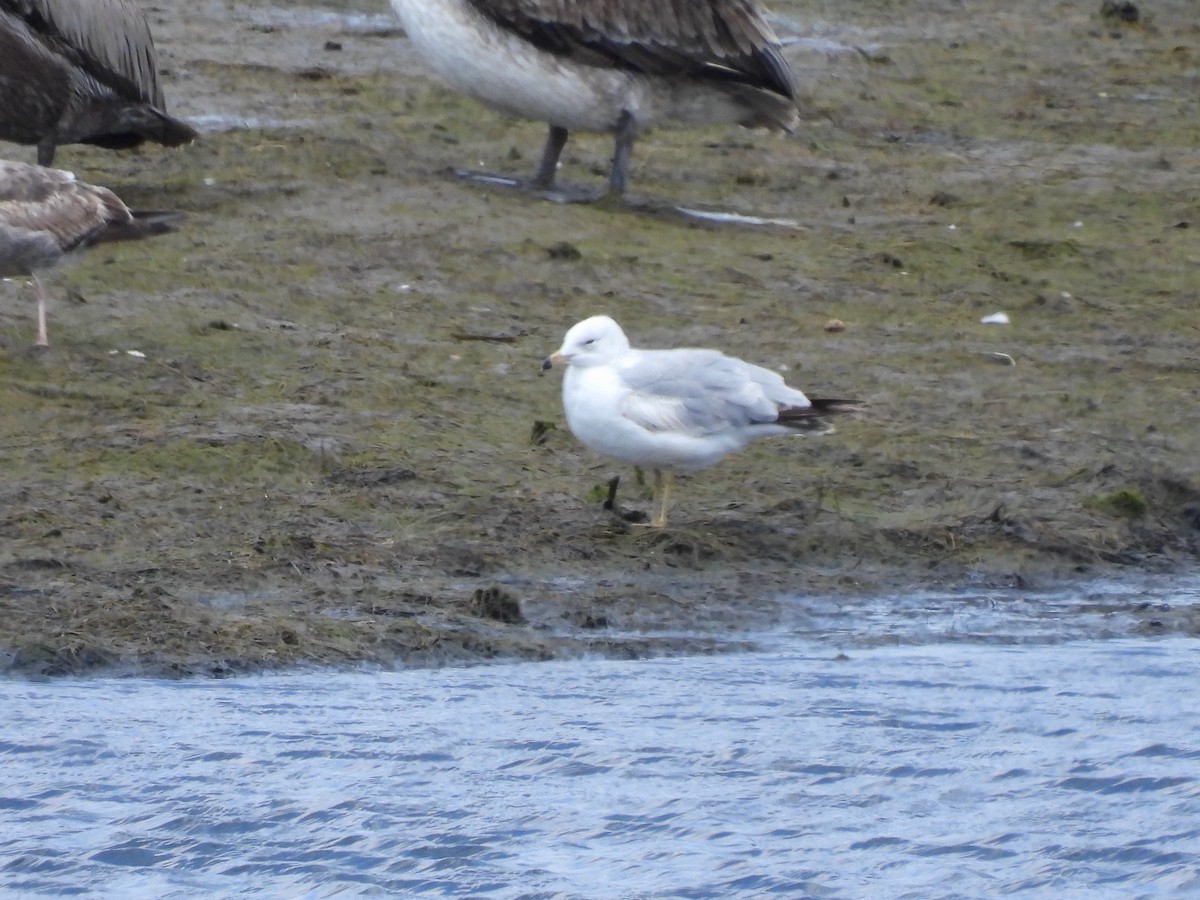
[1,0,1197,676]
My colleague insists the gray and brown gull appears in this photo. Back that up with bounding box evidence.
[1,159,178,346]
[389,0,799,199]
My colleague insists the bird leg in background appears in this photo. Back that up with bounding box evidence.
[608,110,636,197]
[650,469,675,528]
[532,125,569,190]
[32,274,49,347]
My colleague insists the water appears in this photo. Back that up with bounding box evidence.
[3,583,1199,898]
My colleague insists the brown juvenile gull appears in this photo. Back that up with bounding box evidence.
[0,0,198,165]
[388,0,798,199]
[0,159,178,347]
[542,315,857,527]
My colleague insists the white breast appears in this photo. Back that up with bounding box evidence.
[562,364,745,472]
[562,363,627,455]
[390,0,640,133]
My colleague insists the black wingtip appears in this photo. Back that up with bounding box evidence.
[806,398,862,416]
[775,398,862,431]
[91,210,183,244]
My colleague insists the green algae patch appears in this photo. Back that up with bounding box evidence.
[1087,488,1151,520]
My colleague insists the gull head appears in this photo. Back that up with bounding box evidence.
[541,315,631,370]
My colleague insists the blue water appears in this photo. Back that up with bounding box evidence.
[3,587,1199,898]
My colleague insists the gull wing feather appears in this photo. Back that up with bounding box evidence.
[616,348,806,435]
[14,0,165,105]
[0,158,76,202]
[465,0,795,99]
[0,161,129,251]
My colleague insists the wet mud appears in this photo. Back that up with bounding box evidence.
[1,0,1198,676]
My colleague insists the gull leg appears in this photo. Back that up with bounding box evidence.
[32,275,49,348]
[532,126,569,190]
[650,469,673,528]
[607,110,636,197]
[603,475,620,511]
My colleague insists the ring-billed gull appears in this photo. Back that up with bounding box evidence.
[542,315,857,527]
[1,159,179,346]
[387,0,797,199]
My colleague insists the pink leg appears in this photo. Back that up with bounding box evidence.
[32,275,49,347]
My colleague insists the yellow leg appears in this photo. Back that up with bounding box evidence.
[32,275,49,348]
[650,470,674,527]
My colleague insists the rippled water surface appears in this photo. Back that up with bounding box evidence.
[3,584,1200,898]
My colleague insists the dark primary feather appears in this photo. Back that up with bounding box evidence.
[466,0,796,100]
[776,398,861,432]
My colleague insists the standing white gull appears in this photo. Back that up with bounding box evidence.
[1,159,178,346]
[542,315,856,526]
[389,0,798,199]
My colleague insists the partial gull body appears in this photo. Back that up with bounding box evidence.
[543,315,855,526]
[0,0,197,165]
[0,159,177,346]
[389,0,798,198]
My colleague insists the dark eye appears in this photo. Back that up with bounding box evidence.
[583,338,596,346]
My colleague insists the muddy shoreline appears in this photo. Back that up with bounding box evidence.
[2,0,1198,677]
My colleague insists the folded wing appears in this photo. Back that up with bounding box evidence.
[467,0,796,100]
[17,0,165,106]
[616,348,808,435]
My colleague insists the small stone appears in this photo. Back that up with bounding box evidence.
[467,587,525,624]
[824,319,846,333]
[547,241,581,261]
[1100,0,1139,23]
